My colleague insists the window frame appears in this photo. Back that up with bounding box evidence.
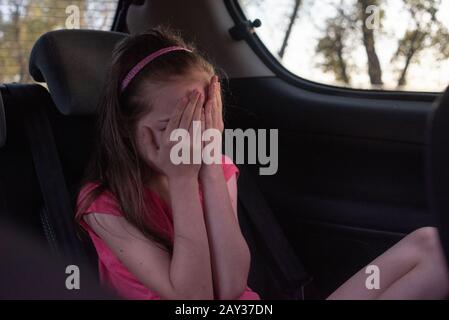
[224,0,441,102]
[110,0,123,31]
[111,0,129,32]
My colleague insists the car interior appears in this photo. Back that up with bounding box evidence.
[1,0,449,300]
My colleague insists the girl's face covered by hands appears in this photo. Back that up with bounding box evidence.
[134,68,225,177]
[136,68,212,150]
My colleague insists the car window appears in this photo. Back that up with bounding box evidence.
[0,0,118,83]
[237,0,449,92]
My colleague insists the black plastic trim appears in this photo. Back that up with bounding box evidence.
[111,0,129,33]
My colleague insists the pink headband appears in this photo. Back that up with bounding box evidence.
[120,46,193,92]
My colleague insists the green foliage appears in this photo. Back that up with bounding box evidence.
[315,0,384,86]
[316,12,353,84]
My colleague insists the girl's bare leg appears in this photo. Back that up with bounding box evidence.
[327,227,449,300]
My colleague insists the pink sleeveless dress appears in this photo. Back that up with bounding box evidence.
[76,155,260,300]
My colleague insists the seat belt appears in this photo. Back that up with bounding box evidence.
[5,83,84,263]
[237,166,314,300]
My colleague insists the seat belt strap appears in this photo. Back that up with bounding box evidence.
[5,83,83,263]
[237,166,313,299]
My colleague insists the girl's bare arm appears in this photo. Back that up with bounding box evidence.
[84,176,213,300]
[200,166,251,300]
[199,76,251,299]
[85,91,214,300]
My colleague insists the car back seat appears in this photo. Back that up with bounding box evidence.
[0,90,5,147]
[0,85,46,243]
[0,89,5,213]
[8,29,312,299]
[3,82,97,260]
[1,84,111,298]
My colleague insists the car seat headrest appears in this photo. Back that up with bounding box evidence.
[29,29,127,115]
[0,91,5,147]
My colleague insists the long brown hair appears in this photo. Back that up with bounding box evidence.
[76,27,216,252]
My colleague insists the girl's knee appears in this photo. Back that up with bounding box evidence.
[408,227,441,255]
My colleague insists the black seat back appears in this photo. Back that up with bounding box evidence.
[0,89,5,213]
[0,90,5,148]
[4,83,94,261]
[26,30,127,263]
[0,85,46,242]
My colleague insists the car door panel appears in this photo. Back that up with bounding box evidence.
[226,77,435,293]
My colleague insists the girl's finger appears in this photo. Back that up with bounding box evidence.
[201,78,214,124]
[188,97,203,163]
[215,80,223,114]
[210,82,221,129]
[165,96,188,137]
[213,81,223,123]
[189,92,204,132]
[204,77,216,126]
[179,90,200,130]
[201,109,205,132]
[207,76,216,104]
[205,96,213,131]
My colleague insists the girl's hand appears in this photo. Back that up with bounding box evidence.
[200,76,224,178]
[140,90,204,180]
[204,75,224,134]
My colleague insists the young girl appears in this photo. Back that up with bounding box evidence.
[76,27,256,300]
[77,27,449,300]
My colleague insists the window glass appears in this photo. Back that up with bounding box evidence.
[0,0,118,83]
[238,0,449,92]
